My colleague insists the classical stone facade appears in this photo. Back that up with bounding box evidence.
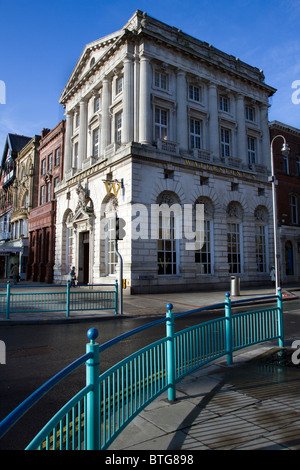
[54,10,276,293]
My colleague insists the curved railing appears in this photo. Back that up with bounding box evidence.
[0,290,284,450]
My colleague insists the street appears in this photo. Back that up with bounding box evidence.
[1,297,300,450]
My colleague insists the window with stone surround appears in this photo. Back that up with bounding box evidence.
[154,70,168,91]
[195,198,213,274]
[290,194,299,225]
[115,112,123,144]
[116,77,123,95]
[248,136,256,165]
[219,95,230,113]
[157,192,179,276]
[221,128,231,158]
[93,128,99,157]
[94,95,100,113]
[227,201,243,274]
[55,147,60,166]
[155,107,168,140]
[246,105,255,122]
[190,118,202,149]
[73,142,78,168]
[188,84,202,103]
[41,159,46,175]
[40,185,45,205]
[66,213,73,272]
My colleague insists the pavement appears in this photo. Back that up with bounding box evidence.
[2,282,300,450]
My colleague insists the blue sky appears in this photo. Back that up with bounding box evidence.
[0,0,299,152]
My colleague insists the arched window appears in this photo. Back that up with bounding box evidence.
[195,197,214,274]
[63,211,74,273]
[157,192,180,276]
[101,196,118,276]
[226,202,243,274]
[254,206,269,273]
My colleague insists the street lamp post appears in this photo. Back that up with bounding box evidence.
[270,135,290,293]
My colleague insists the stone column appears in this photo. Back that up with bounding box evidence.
[64,111,73,175]
[123,56,133,143]
[101,77,110,154]
[260,104,271,169]
[236,94,246,161]
[78,100,87,169]
[139,55,152,144]
[208,82,219,159]
[176,70,187,150]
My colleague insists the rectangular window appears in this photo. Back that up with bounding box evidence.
[94,96,100,112]
[40,185,45,205]
[283,155,289,174]
[248,136,256,164]
[54,177,59,198]
[256,225,267,272]
[290,195,298,224]
[116,112,122,143]
[246,106,255,121]
[48,153,52,171]
[75,112,80,129]
[55,148,60,166]
[41,159,46,175]
[93,129,99,157]
[116,77,123,95]
[221,128,231,158]
[190,118,202,149]
[155,107,168,140]
[219,96,229,112]
[195,220,211,274]
[227,223,241,273]
[155,71,168,90]
[189,85,201,102]
[73,142,78,168]
[158,214,177,275]
[47,182,51,202]
[66,226,73,269]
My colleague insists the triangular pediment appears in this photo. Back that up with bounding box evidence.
[59,29,123,104]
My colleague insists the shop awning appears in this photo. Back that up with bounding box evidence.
[0,240,24,253]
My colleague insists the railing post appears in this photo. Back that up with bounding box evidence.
[66,280,70,317]
[166,303,176,401]
[115,280,118,315]
[277,287,284,348]
[6,281,10,320]
[225,292,233,365]
[86,328,100,450]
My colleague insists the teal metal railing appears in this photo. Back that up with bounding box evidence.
[0,280,118,318]
[0,289,284,450]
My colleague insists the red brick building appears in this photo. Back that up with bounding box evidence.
[27,121,65,282]
[269,121,300,286]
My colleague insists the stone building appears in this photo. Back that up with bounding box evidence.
[0,133,32,278]
[54,10,276,293]
[27,121,65,283]
[269,121,300,286]
[10,135,41,279]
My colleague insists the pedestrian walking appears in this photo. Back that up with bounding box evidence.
[11,264,19,285]
[69,266,76,287]
[270,266,275,286]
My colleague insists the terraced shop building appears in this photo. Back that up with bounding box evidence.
[54,10,276,294]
